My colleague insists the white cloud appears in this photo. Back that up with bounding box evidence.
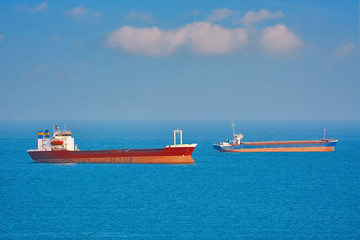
[47,35,61,41]
[81,61,90,69]
[33,64,50,75]
[261,24,302,53]
[23,64,50,78]
[182,22,247,54]
[65,6,102,19]
[56,72,75,80]
[17,2,48,13]
[335,43,356,57]
[107,26,184,56]
[127,11,153,23]
[106,22,248,56]
[186,10,201,17]
[207,8,233,21]
[242,10,284,26]
[30,2,48,12]
[91,12,102,17]
[65,7,88,18]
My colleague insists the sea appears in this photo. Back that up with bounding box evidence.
[0,120,359,239]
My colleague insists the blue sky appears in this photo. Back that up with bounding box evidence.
[0,0,358,120]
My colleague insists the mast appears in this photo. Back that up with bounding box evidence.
[323,128,326,140]
[232,122,235,138]
[174,129,182,145]
[54,123,60,136]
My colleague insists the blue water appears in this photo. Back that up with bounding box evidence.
[1,121,359,239]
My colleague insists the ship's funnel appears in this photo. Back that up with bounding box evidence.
[44,130,50,138]
[38,131,44,139]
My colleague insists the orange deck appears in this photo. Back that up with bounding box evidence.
[225,146,334,152]
[243,140,331,145]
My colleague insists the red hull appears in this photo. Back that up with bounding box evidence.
[28,146,196,164]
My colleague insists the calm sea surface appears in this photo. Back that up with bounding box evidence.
[0,121,359,239]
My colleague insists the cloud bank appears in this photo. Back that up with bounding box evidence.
[107,22,248,56]
[107,8,303,56]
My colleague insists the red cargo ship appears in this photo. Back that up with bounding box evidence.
[27,125,197,164]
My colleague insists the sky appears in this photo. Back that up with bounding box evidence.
[0,0,358,120]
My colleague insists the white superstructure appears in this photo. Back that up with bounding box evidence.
[33,124,76,151]
[217,123,244,147]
